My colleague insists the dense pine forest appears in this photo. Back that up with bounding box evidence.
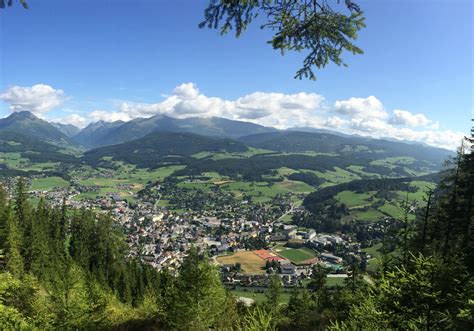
[0,144,472,330]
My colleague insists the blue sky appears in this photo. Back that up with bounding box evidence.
[0,0,472,149]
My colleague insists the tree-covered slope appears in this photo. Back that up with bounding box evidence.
[51,122,81,137]
[0,111,77,149]
[72,120,126,147]
[239,131,452,166]
[73,115,277,148]
[82,131,248,168]
[0,131,80,167]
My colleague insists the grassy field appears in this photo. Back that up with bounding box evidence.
[276,179,315,193]
[0,152,28,168]
[378,202,402,218]
[326,277,347,287]
[362,243,383,259]
[310,167,361,187]
[362,243,383,273]
[31,176,70,191]
[276,247,317,263]
[192,147,273,160]
[346,165,381,178]
[335,191,374,208]
[216,251,266,274]
[352,209,385,221]
[74,165,185,200]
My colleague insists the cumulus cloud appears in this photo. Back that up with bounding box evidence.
[53,114,88,128]
[90,110,132,122]
[0,84,66,115]
[91,82,326,129]
[334,95,388,120]
[389,109,432,127]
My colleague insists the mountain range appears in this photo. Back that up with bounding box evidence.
[0,111,454,171]
[74,114,277,148]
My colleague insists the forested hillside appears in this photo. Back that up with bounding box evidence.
[1,147,472,330]
[82,131,248,168]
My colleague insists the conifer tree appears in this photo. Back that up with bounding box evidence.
[5,207,24,278]
[13,177,32,271]
[165,247,228,330]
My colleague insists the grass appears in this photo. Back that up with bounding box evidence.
[362,243,383,259]
[310,167,360,187]
[0,152,28,168]
[371,156,416,169]
[335,191,373,208]
[192,148,273,160]
[30,177,70,191]
[326,277,346,287]
[277,248,316,263]
[352,209,385,221]
[216,251,266,275]
[276,179,315,193]
[276,167,298,176]
[221,182,288,203]
[362,243,384,273]
[74,164,185,200]
[378,202,402,218]
[346,165,381,178]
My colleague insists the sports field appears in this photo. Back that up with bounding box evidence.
[276,247,317,264]
[216,251,266,274]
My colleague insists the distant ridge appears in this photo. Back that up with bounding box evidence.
[238,131,453,165]
[72,115,277,148]
[51,122,81,137]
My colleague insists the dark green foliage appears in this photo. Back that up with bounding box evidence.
[0,131,80,165]
[163,247,229,330]
[415,149,474,264]
[200,0,365,80]
[82,131,248,168]
[288,171,325,187]
[240,131,452,165]
[303,176,419,213]
[179,153,368,181]
[75,114,275,148]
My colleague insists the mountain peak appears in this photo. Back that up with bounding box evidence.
[7,111,38,121]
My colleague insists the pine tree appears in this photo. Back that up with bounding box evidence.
[5,207,24,278]
[30,199,52,279]
[265,274,283,313]
[0,185,9,269]
[165,247,228,330]
[13,177,32,271]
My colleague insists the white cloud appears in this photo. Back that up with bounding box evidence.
[0,84,66,115]
[334,95,388,120]
[173,82,200,100]
[91,83,326,130]
[88,84,464,150]
[389,109,431,127]
[53,114,88,128]
[90,110,132,122]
